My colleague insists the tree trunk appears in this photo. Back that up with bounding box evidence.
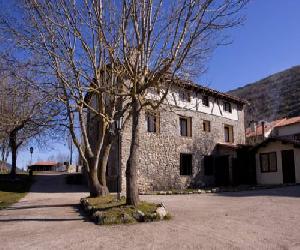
[88,158,109,197]
[9,131,17,179]
[126,97,140,206]
[97,134,111,194]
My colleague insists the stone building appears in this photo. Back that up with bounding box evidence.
[89,80,248,192]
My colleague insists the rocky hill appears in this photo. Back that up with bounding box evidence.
[228,66,300,126]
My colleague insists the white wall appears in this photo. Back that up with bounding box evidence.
[146,86,240,121]
[276,123,300,137]
[256,141,300,185]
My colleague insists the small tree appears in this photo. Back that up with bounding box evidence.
[0,58,61,178]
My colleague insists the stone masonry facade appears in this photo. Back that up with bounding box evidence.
[116,85,246,193]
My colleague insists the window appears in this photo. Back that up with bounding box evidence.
[224,125,234,143]
[260,152,277,173]
[202,95,209,107]
[180,116,192,137]
[203,120,211,132]
[179,91,191,102]
[180,153,193,175]
[145,111,159,133]
[224,101,232,113]
[204,156,214,175]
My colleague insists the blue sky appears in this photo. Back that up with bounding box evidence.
[200,0,300,91]
[15,0,300,169]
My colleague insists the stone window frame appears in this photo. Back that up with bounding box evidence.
[145,111,160,134]
[179,116,192,137]
[203,120,211,132]
[260,152,277,173]
[180,153,193,176]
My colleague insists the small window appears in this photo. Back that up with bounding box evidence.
[179,91,191,102]
[202,95,209,107]
[180,116,192,137]
[145,111,159,133]
[224,125,234,143]
[180,153,193,175]
[204,156,214,175]
[203,120,211,132]
[260,152,277,173]
[224,101,232,113]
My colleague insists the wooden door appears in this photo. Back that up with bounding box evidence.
[281,150,296,183]
[215,156,230,186]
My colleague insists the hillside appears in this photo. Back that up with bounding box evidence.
[228,66,300,126]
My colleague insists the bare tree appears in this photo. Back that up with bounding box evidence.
[116,0,247,205]
[0,0,129,196]
[0,0,247,201]
[0,136,9,163]
[0,57,61,178]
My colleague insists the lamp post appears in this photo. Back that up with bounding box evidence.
[30,147,33,165]
[116,116,123,200]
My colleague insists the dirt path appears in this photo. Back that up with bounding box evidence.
[0,173,300,250]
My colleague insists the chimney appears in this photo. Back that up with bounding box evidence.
[250,121,257,133]
[261,121,265,139]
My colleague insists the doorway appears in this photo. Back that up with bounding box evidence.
[215,155,230,186]
[281,150,296,183]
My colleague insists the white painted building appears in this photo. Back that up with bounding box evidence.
[255,138,300,185]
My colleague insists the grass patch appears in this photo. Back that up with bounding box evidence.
[0,174,33,210]
[81,195,170,225]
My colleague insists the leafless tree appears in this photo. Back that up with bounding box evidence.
[0,136,9,163]
[115,0,248,205]
[1,0,247,202]
[0,57,61,178]
[0,0,129,196]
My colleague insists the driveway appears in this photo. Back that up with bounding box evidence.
[0,173,300,250]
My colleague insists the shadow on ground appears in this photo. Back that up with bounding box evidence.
[0,203,90,223]
[215,185,300,198]
[29,173,89,193]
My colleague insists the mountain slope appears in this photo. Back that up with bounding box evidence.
[228,66,300,126]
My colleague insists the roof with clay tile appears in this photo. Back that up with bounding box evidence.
[246,116,300,138]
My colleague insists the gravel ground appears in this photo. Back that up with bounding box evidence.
[0,173,300,250]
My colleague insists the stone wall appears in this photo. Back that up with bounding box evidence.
[119,104,245,192]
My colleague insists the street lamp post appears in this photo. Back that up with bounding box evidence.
[30,147,33,165]
[116,116,123,201]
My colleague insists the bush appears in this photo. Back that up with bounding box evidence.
[0,174,33,209]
